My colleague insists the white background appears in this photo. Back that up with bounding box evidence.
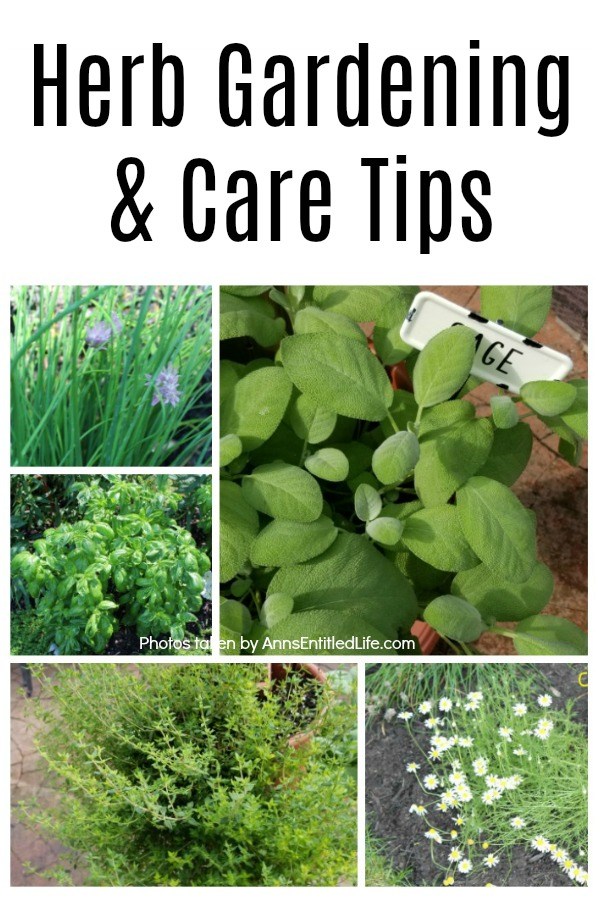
[0,1,595,897]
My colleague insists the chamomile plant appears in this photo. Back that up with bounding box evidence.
[220,286,587,655]
[366,664,587,887]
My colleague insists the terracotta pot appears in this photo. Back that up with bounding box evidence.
[264,663,327,749]
[411,621,439,655]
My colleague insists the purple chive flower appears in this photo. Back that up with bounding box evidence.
[85,313,123,348]
[145,364,181,407]
[85,320,113,348]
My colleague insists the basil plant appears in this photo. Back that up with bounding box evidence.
[220,286,587,656]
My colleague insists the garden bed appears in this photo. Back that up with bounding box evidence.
[366,663,587,887]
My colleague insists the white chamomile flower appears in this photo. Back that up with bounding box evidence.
[512,702,528,716]
[468,691,483,702]
[510,816,526,830]
[464,700,479,712]
[484,853,499,868]
[406,762,420,773]
[423,774,439,790]
[448,847,463,862]
[409,804,426,817]
[560,858,575,874]
[576,870,588,885]
[531,836,550,853]
[418,701,432,714]
[428,747,442,761]
[485,774,499,787]
[550,847,568,863]
[537,694,553,708]
[505,774,522,790]
[449,772,465,786]
[425,827,442,844]
[425,716,441,729]
[472,757,488,776]
[398,711,413,721]
[439,697,453,712]
[498,726,513,741]
[456,786,473,802]
[482,788,502,805]
[458,859,473,874]
[458,736,474,748]
[513,746,527,757]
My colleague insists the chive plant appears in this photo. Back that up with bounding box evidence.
[11,285,212,466]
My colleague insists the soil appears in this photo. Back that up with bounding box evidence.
[103,601,212,655]
[366,664,587,887]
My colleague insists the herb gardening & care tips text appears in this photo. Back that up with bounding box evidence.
[33,41,569,252]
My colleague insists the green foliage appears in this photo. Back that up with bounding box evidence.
[11,477,211,654]
[19,664,357,886]
[10,609,50,654]
[11,285,212,466]
[220,286,587,655]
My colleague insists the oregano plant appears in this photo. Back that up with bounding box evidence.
[220,286,587,656]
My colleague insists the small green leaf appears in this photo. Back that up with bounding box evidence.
[491,395,519,429]
[512,615,587,655]
[259,593,294,628]
[561,379,588,439]
[413,326,476,408]
[354,483,382,522]
[267,531,417,636]
[366,516,405,547]
[259,609,398,656]
[477,422,533,486]
[305,448,349,482]
[424,595,485,642]
[220,434,243,467]
[220,597,252,636]
[287,394,337,444]
[242,462,323,522]
[558,437,583,466]
[312,285,414,324]
[452,561,554,621]
[250,515,337,566]
[280,333,393,421]
[521,380,577,417]
[220,292,286,346]
[414,418,493,507]
[457,476,537,583]
[221,367,293,451]
[220,482,259,582]
[402,505,480,571]
[480,286,552,338]
[372,431,420,485]
[294,306,366,342]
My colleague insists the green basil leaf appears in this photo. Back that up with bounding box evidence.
[521,380,577,417]
[372,431,420,485]
[451,561,554,621]
[305,448,349,482]
[242,462,323,522]
[220,482,259,582]
[413,326,476,408]
[280,333,393,421]
[512,615,587,655]
[221,367,293,451]
[402,505,480,571]
[424,594,485,642]
[250,515,337,567]
[480,285,552,338]
[354,483,382,522]
[267,531,417,636]
[457,476,537,583]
